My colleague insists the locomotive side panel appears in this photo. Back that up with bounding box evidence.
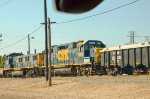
[52,48,84,67]
[15,56,23,69]
[76,50,84,64]
[37,53,44,66]
[23,55,31,67]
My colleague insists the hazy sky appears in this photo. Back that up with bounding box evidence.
[0,0,150,55]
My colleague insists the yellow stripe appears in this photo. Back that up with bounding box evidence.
[24,66,34,69]
[52,62,91,67]
[13,68,22,71]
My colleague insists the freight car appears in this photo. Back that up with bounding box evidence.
[100,42,150,75]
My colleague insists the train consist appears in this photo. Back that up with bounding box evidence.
[0,40,150,77]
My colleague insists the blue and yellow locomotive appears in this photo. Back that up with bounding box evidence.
[2,40,105,77]
[51,40,105,75]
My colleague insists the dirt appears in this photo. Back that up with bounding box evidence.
[0,75,150,99]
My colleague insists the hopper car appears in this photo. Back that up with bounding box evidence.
[100,42,150,75]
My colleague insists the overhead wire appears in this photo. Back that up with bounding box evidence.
[0,25,43,50]
[0,0,13,8]
[56,0,140,24]
[0,0,140,50]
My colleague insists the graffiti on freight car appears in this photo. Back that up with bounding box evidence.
[112,56,121,63]
[112,56,121,60]
[57,50,69,61]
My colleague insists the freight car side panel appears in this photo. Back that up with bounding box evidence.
[105,52,110,67]
[104,52,110,67]
[110,51,115,66]
[100,52,105,66]
[117,50,122,66]
[129,49,134,67]
[142,47,148,67]
[136,48,141,65]
[124,49,128,66]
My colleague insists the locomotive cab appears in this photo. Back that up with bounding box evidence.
[4,53,23,69]
[83,40,105,63]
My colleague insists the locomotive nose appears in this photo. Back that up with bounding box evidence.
[55,0,103,13]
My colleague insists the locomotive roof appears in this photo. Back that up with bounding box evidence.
[7,53,23,57]
[15,54,36,58]
[51,40,104,50]
[101,42,150,52]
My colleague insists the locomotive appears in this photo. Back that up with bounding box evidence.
[2,40,105,77]
[3,53,45,77]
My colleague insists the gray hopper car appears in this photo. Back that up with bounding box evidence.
[100,42,150,75]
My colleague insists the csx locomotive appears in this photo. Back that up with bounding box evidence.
[1,40,150,77]
[1,40,105,77]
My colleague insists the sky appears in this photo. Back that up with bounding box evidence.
[0,0,150,55]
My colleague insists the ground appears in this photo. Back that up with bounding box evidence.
[0,75,150,99]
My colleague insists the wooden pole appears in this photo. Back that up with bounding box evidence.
[48,17,52,86]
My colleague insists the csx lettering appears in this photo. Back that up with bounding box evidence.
[57,50,69,61]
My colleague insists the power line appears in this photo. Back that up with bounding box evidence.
[127,31,150,43]
[0,25,43,50]
[0,0,140,50]
[56,0,140,24]
[0,0,13,8]
[136,35,150,42]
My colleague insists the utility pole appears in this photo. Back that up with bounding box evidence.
[47,18,56,86]
[27,34,34,54]
[44,0,48,81]
[28,34,30,54]
[127,31,136,44]
[0,33,2,43]
[48,17,52,86]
